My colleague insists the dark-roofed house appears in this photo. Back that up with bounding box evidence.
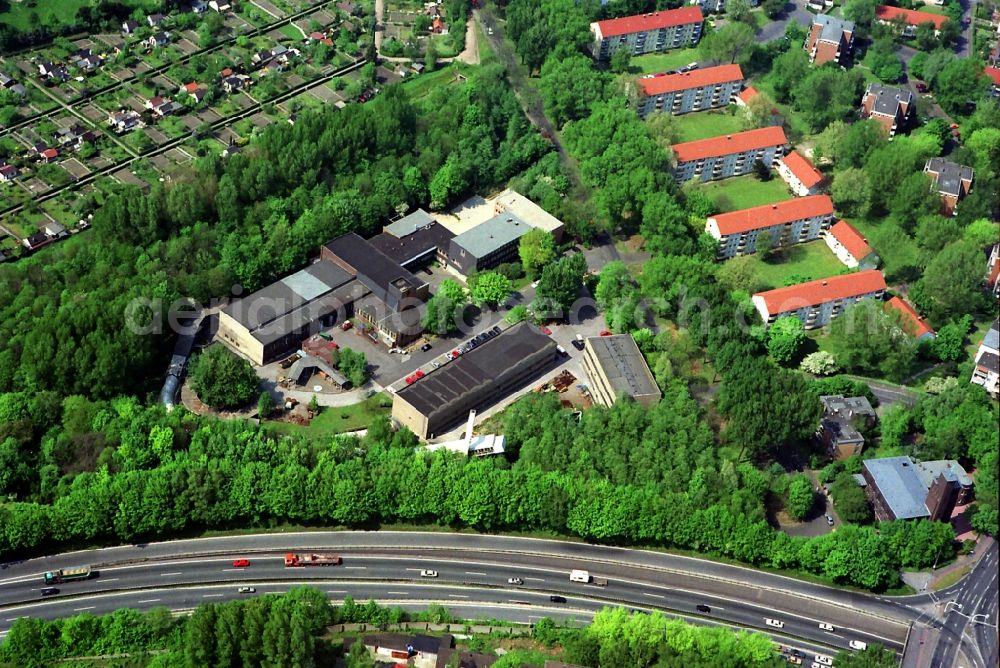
[863,456,975,522]
[705,195,835,259]
[923,158,974,216]
[805,15,854,66]
[218,259,362,364]
[392,322,558,439]
[824,219,879,269]
[369,208,454,269]
[860,83,914,138]
[446,211,534,274]
[322,232,430,346]
[971,319,999,397]
[0,164,19,182]
[590,7,704,60]
[147,32,171,48]
[582,334,662,408]
[122,20,140,34]
[752,269,887,328]
[817,395,875,460]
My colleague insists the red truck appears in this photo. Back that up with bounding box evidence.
[284,553,342,567]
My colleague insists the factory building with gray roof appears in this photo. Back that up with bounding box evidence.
[446,212,533,274]
[581,334,662,408]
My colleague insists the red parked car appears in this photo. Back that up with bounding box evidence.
[540,326,553,335]
[232,559,250,568]
[341,320,353,331]
[599,330,612,336]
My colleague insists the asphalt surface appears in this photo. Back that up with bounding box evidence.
[926,543,999,668]
[0,532,911,656]
[757,0,813,43]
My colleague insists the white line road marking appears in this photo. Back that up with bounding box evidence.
[326,590,348,594]
[137,599,161,604]
[160,572,183,576]
[100,578,119,583]
[387,591,409,595]
[465,571,487,576]
[4,617,26,622]
[448,594,469,599]
[643,592,665,599]
[73,606,95,611]
[404,568,421,572]
[343,566,367,570]
[202,594,224,598]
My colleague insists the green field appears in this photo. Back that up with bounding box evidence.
[267,393,392,439]
[671,110,744,142]
[693,174,793,212]
[630,48,702,75]
[750,240,850,291]
[0,0,159,32]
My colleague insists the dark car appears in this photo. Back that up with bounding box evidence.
[696,604,711,613]
[41,587,59,596]
[915,82,927,93]
[571,339,585,351]
[549,595,567,603]
[420,343,432,352]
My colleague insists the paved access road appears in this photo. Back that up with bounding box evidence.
[926,543,998,668]
[1,532,910,656]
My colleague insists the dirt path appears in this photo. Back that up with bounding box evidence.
[455,14,479,65]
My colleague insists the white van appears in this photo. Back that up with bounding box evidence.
[849,640,868,650]
[569,570,590,583]
[765,618,784,629]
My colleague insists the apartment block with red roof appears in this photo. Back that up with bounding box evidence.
[923,158,974,216]
[671,126,788,183]
[752,269,887,329]
[885,296,936,341]
[875,4,949,36]
[776,150,825,196]
[860,83,914,138]
[635,64,743,117]
[824,219,880,269]
[805,15,855,66]
[590,8,703,60]
[705,195,835,260]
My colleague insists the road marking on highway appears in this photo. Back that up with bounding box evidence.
[343,566,367,570]
[643,592,665,599]
[202,594,224,598]
[524,577,545,582]
[448,594,469,599]
[465,571,487,576]
[73,606,95,611]
[138,599,161,604]
[101,578,119,583]
[4,617,27,622]
[326,590,348,594]
[387,591,409,595]
[160,572,183,577]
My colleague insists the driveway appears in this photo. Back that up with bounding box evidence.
[757,0,813,43]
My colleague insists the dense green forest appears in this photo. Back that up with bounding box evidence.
[0,586,895,668]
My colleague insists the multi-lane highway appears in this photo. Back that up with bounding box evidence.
[0,531,994,666]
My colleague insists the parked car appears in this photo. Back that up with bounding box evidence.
[599,330,612,336]
[572,339,585,351]
[238,586,256,593]
[420,570,438,578]
[507,577,524,585]
[540,326,552,335]
[556,345,568,357]
[814,655,833,666]
[341,320,353,330]
[232,559,250,568]
[420,343,432,352]
[432,361,441,369]
[786,657,802,665]
[825,515,834,526]
[915,81,927,92]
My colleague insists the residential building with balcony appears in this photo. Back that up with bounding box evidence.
[875,4,949,36]
[776,150,825,196]
[923,158,974,216]
[751,269,887,329]
[590,8,704,60]
[805,15,855,66]
[860,83,915,138]
[824,219,879,269]
[671,126,788,183]
[705,195,835,260]
[635,64,743,117]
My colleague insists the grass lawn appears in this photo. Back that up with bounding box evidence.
[692,174,792,212]
[752,240,850,290]
[629,48,702,75]
[0,0,157,32]
[404,62,472,101]
[267,393,392,439]
[671,110,745,142]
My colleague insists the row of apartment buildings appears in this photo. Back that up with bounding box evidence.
[590,7,704,59]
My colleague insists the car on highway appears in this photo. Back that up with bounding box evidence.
[232,559,250,568]
[507,577,524,585]
[696,604,711,613]
[818,622,835,631]
[238,586,256,593]
[40,587,59,596]
[848,640,867,650]
[420,569,438,578]
[765,618,784,629]
[814,655,833,666]
[549,595,566,603]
